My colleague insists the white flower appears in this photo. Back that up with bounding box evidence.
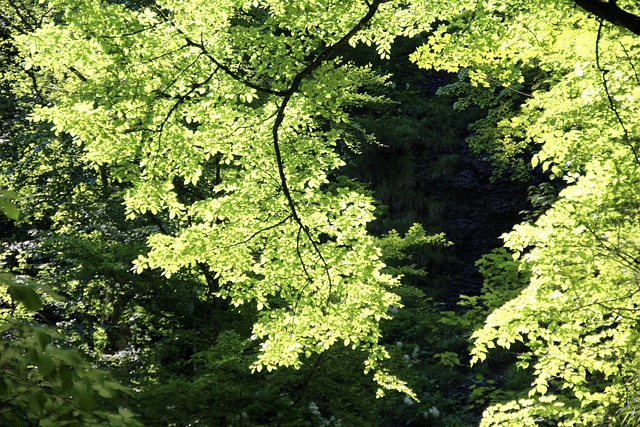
[309,401,321,416]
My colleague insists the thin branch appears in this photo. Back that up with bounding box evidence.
[139,43,190,66]
[619,41,640,86]
[595,20,640,166]
[65,66,88,82]
[154,67,218,134]
[460,0,483,36]
[156,50,203,95]
[220,215,293,249]
[151,6,286,97]
[485,75,534,98]
[188,35,287,97]
[5,0,39,34]
[271,0,389,304]
[145,212,171,235]
[98,21,163,39]
[295,225,314,289]
[275,353,326,427]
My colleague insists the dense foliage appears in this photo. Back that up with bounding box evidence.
[2,0,640,425]
[410,1,640,425]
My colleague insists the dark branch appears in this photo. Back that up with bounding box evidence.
[573,0,640,36]
[183,35,288,97]
[151,6,286,96]
[66,66,88,82]
[220,215,293,249]
[272,0,388,301]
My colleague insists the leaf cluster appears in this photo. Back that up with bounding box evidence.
[0,273,141,426]
[410,0,640,424]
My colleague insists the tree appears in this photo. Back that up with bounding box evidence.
[17,0,441,396]
[5,1,467,424]
[410,0,640,424]
[0,200,140,425]
[0,283,141,426]
[16,0,640,424]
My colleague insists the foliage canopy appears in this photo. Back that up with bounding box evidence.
[6,0,640,424]
[411,0,640,424]
[19,0,432,396]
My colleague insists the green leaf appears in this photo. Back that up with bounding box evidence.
[0,190,20,220]
[531,155,539,168]
[94,383,116,399]
[8,284,43,311]
[0,200,20,220]
[37,354,55,377]
[536,383,548,396]
[28,390,46,416]
[58,364,74,391]
[0,189,19,199]
[75,393,96,411]
[35,330,49,352]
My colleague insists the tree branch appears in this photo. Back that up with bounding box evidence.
[272,0,388,302]
[573,0,640,36]
[151,6,287,97]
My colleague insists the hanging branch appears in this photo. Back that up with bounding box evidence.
[271,0,389,303]
[145,0,391,306]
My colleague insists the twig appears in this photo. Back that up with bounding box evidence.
[485,75,534,98]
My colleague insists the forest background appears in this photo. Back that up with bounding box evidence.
[2,0,640,426]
